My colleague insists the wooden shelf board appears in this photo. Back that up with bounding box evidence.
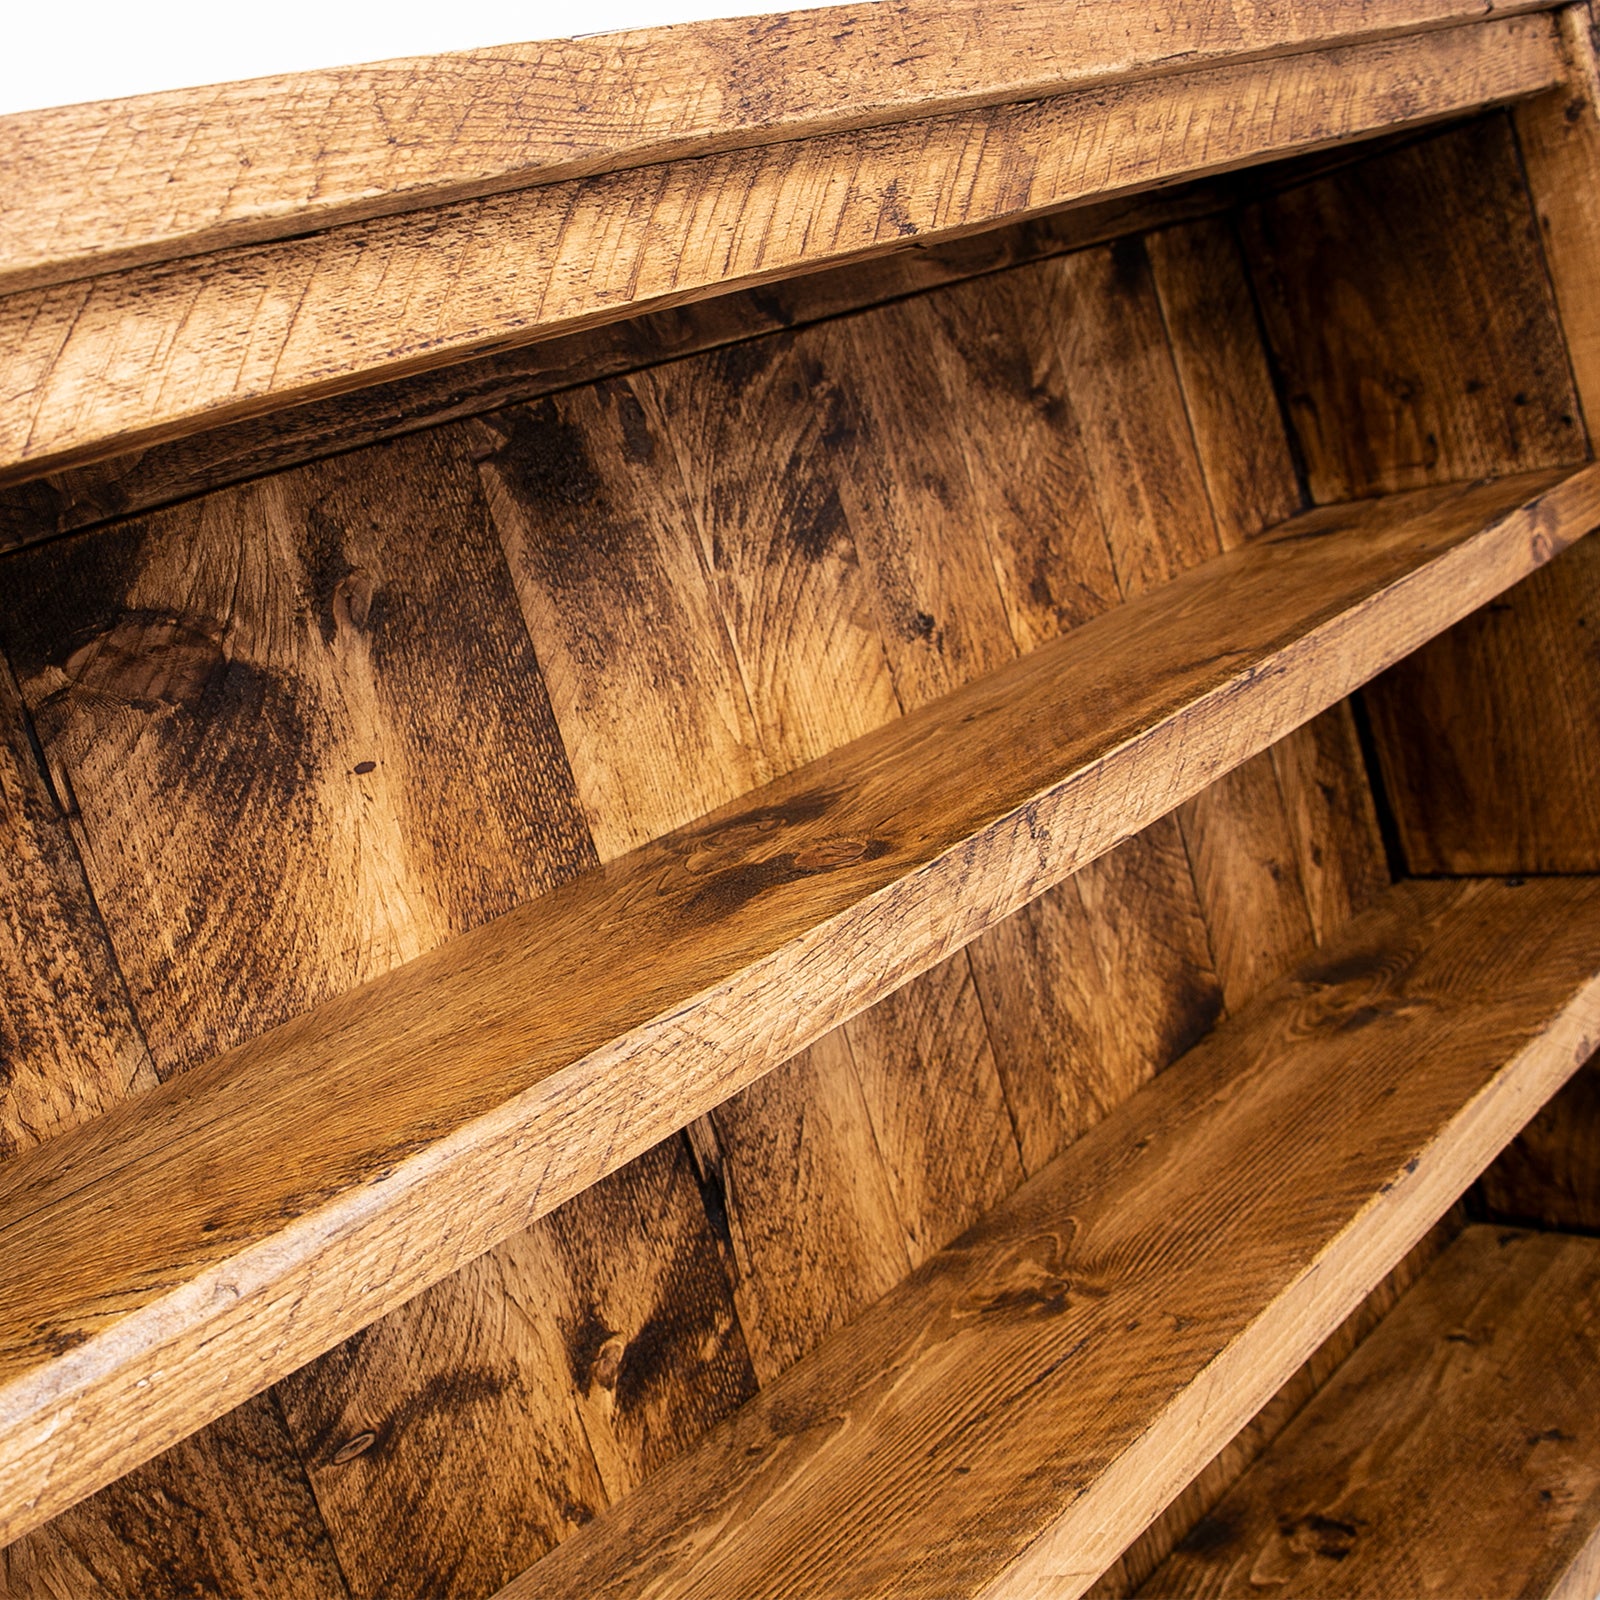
[0,0,1555,298]
[1143,1224,1600,1599]
[0,12,1564,488]
[505,878,1600,1600]
[0,466,1595,1546]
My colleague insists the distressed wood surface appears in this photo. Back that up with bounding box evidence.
[1086,1210,1467,1598]
[1144,1226,1600,1599]
[0,15,1562,487]
[0,468,1588,1548]
[506,876,1600,1600]
[0,0,1553,296]
[0,647,349,1597]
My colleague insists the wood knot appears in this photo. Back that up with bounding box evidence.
[589,1334,627,1394]
[331,1431,377,1465]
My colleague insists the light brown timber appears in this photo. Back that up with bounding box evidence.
[504,875,1600,1600]
[0,15,1563,486]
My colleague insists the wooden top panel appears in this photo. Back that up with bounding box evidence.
[1144,1225,1600,1598]
[0,466,1591,1549]
[0,0,1554,296]
[0,12,1564,488]
[510,878,1600,1600]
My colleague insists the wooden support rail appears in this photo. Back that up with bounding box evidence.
[506,878,1600,1600]
[1144,1225,1600,1599]
[0,0,1554,296]
[0,11,1564,486]
[0,467,1595,1545]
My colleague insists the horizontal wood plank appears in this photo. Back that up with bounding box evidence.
[0,466,1593,1546]
[0,0,1555,296]
[0,14,1563,487]
[1143,1225,1600,1599]
[506,878,1600,1600]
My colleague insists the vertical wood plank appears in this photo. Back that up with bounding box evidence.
[627,332,919,1379]
[683,1034,911,1384]
[271,1254,602,1600]
[477,384,775,1486]
[476,386,770,856]
[0,662,156,1157]
[1145,216,1304,549]
[528,1138,760,1499]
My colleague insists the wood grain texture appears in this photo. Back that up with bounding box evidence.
[1244,109,1600,877]
[1260,104,1600,876]
[1143,1226,1600,1598]
[1087,1209,1467,1599]
[1,431,594,1070]
[1241,110,1585,504]
[0,1394,351,1600]
[0,15,1563,487]
[0,467,1590,1548]
[270,1243,604,1600]
[1084,210,1385,1585]
[506,875,1600,1600]
[1145,216,1304,549]
[0,663,156,1158]
[633,309,1018,1369]
[0,0,1552,295]
[0,651,349,1598]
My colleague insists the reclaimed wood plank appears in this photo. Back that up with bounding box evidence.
[0,16,1563,487]
[506,875,1600,1600]
[0,466,1592,1546]
[0,187,1247,550]
[1144,1226,1600,1599]
[0,0,1553,296]
[1086,1211,1467,1599]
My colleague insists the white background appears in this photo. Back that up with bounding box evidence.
[0,0,854,117]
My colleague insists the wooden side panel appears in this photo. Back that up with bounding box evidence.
[1476,1055,1600,1234]
[1242,109,1600,1236]
[1241,113,1584,505]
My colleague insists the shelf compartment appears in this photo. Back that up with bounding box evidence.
[508,876,1600,1600]
[1143,1224,1600,1599]
[0,466,1595,1546]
